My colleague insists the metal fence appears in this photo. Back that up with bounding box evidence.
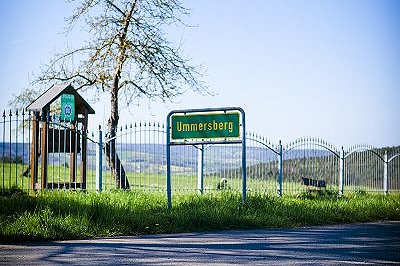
[282,138,340,194]
[1,109,399,195]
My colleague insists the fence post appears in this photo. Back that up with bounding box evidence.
[241,110,247,203]
[166,114,172,209]
[197,144,204,194]
[96,126,103,192]
[339,147,345,196]
[278,141,283,197]
[384,151,388,195]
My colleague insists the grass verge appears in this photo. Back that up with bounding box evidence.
[0,190,399,242]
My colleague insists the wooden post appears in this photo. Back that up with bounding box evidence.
[40,111,48,190]
[30,112,39,190]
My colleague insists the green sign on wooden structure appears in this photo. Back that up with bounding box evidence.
[61,94,75,121]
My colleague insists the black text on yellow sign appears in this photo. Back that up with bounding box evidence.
[171,112,240,140]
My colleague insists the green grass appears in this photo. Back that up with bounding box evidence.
[0,189,399,242]
[0,162,277,193]
[1,162,393,194]
[0,162,340,195]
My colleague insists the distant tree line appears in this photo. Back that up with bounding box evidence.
[0,156,24,164]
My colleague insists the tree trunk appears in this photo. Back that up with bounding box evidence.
[105,85,130,189]
[105,1,137,190]
[104,134,129,189]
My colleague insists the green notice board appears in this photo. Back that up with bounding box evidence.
[61,94,75,121]
[171,112,240,140]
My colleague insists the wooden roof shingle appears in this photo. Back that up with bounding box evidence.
[26,83,95,115]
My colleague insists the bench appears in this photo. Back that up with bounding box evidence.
[301,177,326,192]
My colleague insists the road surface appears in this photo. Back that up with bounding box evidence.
[1,221,399,265]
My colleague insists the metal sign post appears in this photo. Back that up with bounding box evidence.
[166,107,246,209]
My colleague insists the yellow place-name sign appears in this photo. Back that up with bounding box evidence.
[171,112,240,140]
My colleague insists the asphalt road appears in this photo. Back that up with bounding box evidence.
[1,221,399,265]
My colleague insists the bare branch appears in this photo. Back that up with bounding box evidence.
[105,0,128,16]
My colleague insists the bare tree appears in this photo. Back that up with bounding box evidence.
[17,0,206,189]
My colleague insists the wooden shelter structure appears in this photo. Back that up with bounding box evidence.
[26,83,95,190]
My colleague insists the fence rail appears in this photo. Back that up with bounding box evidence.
[1,109,399,195]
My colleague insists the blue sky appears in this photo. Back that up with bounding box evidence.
[0,0,399,147]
